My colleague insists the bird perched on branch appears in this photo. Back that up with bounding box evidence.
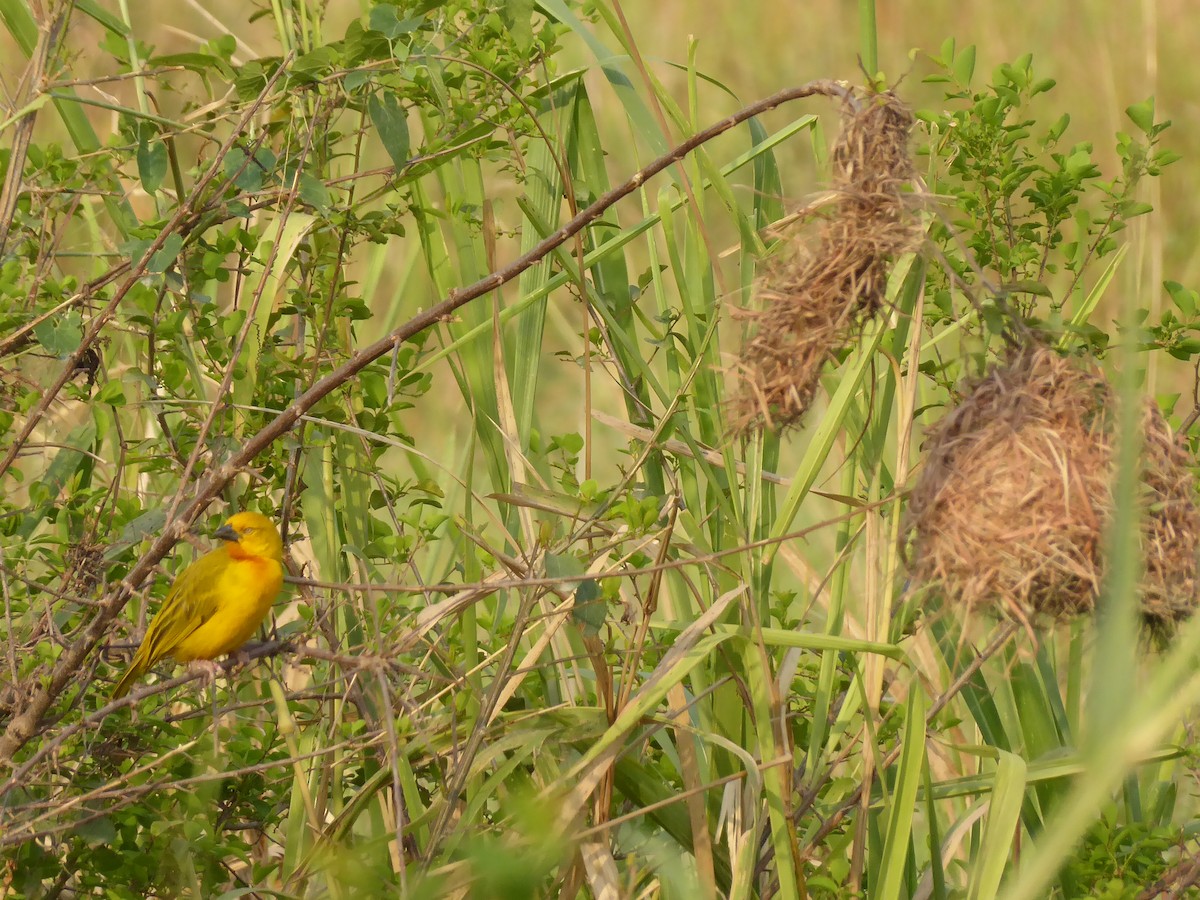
[111,511,284,699]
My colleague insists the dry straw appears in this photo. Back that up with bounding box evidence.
[733,89,920,431]
[905,344,1200,632]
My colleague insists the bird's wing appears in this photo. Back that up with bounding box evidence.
[131,549,228,670]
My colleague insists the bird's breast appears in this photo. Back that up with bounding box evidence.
[172,555,284,662]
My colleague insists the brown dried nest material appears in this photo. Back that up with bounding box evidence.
[733,89,920,432]
[64,540,106,597]
[905,344,1200,632]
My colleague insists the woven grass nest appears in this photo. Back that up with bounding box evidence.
[732,89,919,432]
[905,344,1200,632]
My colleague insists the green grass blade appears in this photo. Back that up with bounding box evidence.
[967,751,1027,900]
[875,687,926,900]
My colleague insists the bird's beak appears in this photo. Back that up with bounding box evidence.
[214,524,239,543]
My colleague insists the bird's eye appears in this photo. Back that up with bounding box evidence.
[243,527,256,534]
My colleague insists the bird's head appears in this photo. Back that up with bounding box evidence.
[214,511,284,561]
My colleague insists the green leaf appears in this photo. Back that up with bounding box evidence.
[544,553,605,634]
[298,173,332,212]
[938,37,955,66]
[1064,148,1099,178]
[18,421,96,537]
[291,45,340,83]
[136,133,168,194]
[93,380,125,405]
[147,234,184,273]
[1165,281,1197,318]
[502,0,534,51]
[1169,339,1200,360]
[33,310,83,356]
[103,509,168,560]
[952,44,976,86]
[368,91,411,170]
[74,0,129,35]
[223,146,265,191]
[1153,149,1182,167]
[72,815,116,846]
[544,552,583,582]
[1126,97,1156,134]
[1118,200,1154,218]
[343,69,372,92]
[99,29,130,64]
[368,5,422,39]
[571,579,605,636]
[1047,113,1071,142]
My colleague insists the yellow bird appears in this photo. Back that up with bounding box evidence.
[111,511,285,699]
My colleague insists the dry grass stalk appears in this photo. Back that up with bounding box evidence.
[905,344,1200,631]
[733,90,919,431]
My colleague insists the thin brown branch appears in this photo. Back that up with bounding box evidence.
[0,6,67,257]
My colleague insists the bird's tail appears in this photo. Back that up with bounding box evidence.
[111,661,146,699]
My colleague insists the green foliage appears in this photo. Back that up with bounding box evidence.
[1060,805,1184,898]
[3,2,1200,899]
[919,41,1181,359]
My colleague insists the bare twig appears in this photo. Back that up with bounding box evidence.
[0,5,67,256]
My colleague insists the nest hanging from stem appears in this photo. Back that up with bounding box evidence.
[904,344,1200,632]
[732,89,920,432]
